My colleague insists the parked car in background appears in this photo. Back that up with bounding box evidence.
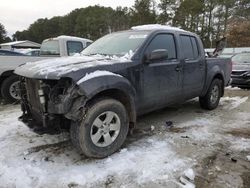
[0,35,92,103]
[231,52,250,89]
[15,49,41,56]
[24,49,40,56]
[15,24,232,158]
[0,50,26,56]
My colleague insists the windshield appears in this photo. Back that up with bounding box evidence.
[81,31,149,56]
[232,53,250,64]
[40,40,60,56]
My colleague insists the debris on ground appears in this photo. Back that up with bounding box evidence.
[180,176,195,188]
[247,156,250,161]
[184,168,195,181]
[231,157,238,163]
[181,135,190,139]
[165,121,173,128]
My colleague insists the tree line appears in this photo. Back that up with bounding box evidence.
[0,23,11,43]
[1,0,250,48]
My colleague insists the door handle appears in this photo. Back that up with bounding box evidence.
[175,66,182,72]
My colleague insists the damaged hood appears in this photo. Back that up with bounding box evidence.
[14,55,133,80]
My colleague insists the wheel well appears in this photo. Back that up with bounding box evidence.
[0,71,15,83]
[86,89,136,125]
[1,70,14,77]
[213,74,224,96]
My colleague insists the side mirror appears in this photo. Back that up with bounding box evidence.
[146,49,168,62]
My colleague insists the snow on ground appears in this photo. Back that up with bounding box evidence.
[0,106,192,188]
[0,89,249,187]
[229,138,250,152]
[220,96,248,109]
[225,86,241,91]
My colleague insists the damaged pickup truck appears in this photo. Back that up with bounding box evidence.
[15,25,232,158]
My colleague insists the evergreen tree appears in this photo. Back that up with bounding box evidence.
[11,1,250,47]
[0,23,8,43]
[158,0,177,24]
[130,0,157,26]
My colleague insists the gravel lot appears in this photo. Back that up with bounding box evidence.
[0,88,249,188]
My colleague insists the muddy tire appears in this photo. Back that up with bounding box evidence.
[199,79,222,110]
[0,75,20,103]
[70,98,129,158]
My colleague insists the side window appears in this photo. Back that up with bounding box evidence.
[180,35,200,60]
[67,41,83,56]
[190,37,199,59]
[32,51,40,56]
[180,35,193,59]
[146,34,177,59]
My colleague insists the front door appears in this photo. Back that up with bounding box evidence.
[140,33,182,112]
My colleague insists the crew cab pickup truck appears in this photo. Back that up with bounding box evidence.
[0,36,92,103]
[15,25,232,158]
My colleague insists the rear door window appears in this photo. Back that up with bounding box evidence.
[180,35,200,60]
[191,37,199,58]
[67,41,84,56]
[146,33,177,59]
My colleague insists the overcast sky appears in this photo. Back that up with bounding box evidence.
[0,0,135,37]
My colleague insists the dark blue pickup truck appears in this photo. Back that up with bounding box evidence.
[15,25,232,158]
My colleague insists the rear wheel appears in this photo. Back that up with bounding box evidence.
[1,75,21,103]
[199,79,222,110]
[70,98,129,158]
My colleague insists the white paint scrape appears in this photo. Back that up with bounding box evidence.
[77,70,122,84]
[132,24,185,32]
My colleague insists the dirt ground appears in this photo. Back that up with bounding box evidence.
[132,88,250,188]
[0,88,249,188]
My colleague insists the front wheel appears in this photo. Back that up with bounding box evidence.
[70,98,129,158]
[199,79,222,110]
[1,75,21,103]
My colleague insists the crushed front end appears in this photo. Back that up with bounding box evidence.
[19,77,84,134]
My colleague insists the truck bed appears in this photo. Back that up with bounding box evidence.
[204,57,232,94]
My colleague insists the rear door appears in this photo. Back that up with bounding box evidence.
[180,35,205,99]
[141,33,182,110]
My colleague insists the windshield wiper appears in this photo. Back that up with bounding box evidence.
[88,53,110,56]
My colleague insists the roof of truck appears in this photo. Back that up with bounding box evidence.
[131,24,186,32]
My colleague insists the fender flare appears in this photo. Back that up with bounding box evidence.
[76,74,137,122]
[201,65,225,96]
